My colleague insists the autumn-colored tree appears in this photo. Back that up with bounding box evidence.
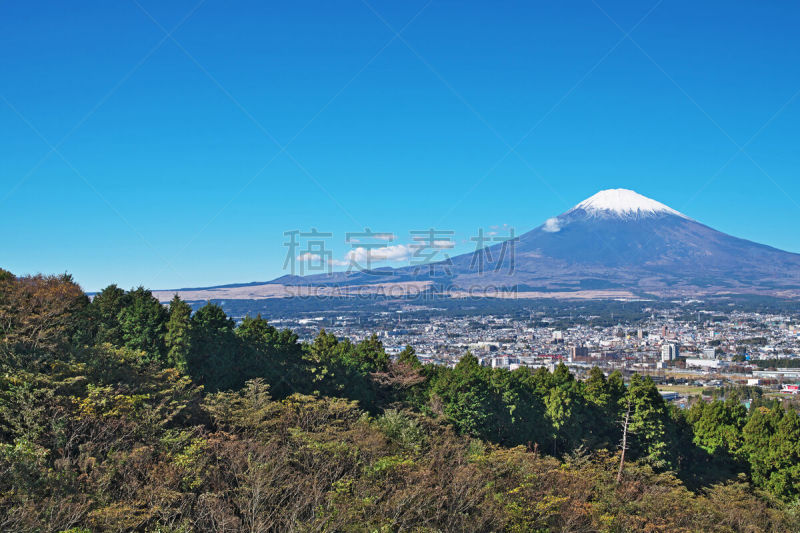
[0,272,88,364]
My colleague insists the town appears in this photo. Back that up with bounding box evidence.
[267,303,800,405]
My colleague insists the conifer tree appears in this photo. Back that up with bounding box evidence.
[165,294,192,371]
[187,303,237,391]
[626,374,674,469]
[89,284,129,346]
[117,286,168,362]
[397,345,422,368]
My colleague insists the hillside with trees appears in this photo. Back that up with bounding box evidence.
[1,269,799,532]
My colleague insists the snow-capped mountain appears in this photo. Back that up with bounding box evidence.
[158,189,800,301]
[302,188,800,298]
[566,188,688,219]
[444,188,800,296]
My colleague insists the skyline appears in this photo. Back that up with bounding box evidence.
[2,1,800,292]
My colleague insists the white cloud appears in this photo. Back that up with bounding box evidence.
[346,244,412,263]
[300,243,423,271]
[542,217,561,233]
[297,253,350,268]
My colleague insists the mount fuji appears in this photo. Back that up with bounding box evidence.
[156,189,800,302]
[463,188,800,298]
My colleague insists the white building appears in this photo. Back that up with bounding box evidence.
[685,358,723,370]
[661,343,679,362]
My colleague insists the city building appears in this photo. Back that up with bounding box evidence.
[569,345,589,362]
[661,343,679,362]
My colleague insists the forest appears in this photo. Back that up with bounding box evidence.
[1,269,800,532]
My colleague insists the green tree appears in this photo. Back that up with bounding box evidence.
[488,367,549,447]
[303,329,351,388]
[353,334,389,373]
[397,345,422,369]
[545,386,573,455]
[743,406,782,491]
[301,330,389,411]
[165,294,192,371]
[88,284,129,346]
[431,353,496,438]
[235,314,304,397]
[744,405,800,501]
[186,303,237,391]
[768,408,800,500]
[626,374,674,469]
[685,399,746,461]
[583,367,611,408]
[117,286,167,363]
[581,367,622,449]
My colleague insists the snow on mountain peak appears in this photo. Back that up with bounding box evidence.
[568,188,686,219]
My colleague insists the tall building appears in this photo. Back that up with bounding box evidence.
[569,345,589,362]
[661,343,679,362]
[702,347,716,360]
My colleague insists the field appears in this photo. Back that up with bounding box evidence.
[657,384,705,396]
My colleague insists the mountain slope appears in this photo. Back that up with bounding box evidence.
[155,189,800,301]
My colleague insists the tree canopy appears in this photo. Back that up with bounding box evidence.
[0,272,799,530]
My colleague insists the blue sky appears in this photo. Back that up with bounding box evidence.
[2,0,800,292]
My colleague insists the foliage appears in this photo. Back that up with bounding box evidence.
[1,271,800,530]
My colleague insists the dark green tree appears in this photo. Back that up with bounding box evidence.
[743,405,782,491]
[581,367,622,448]
[353,334,389,373]
[743,405,800,501]
[88,284,129,346]
[431,353,497,439]
[545,385,573,455]
[165,294,192,371]
[301,330,389,411]
[236,314,303,397]
[117,286,168,363]
[186,303,237,391]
